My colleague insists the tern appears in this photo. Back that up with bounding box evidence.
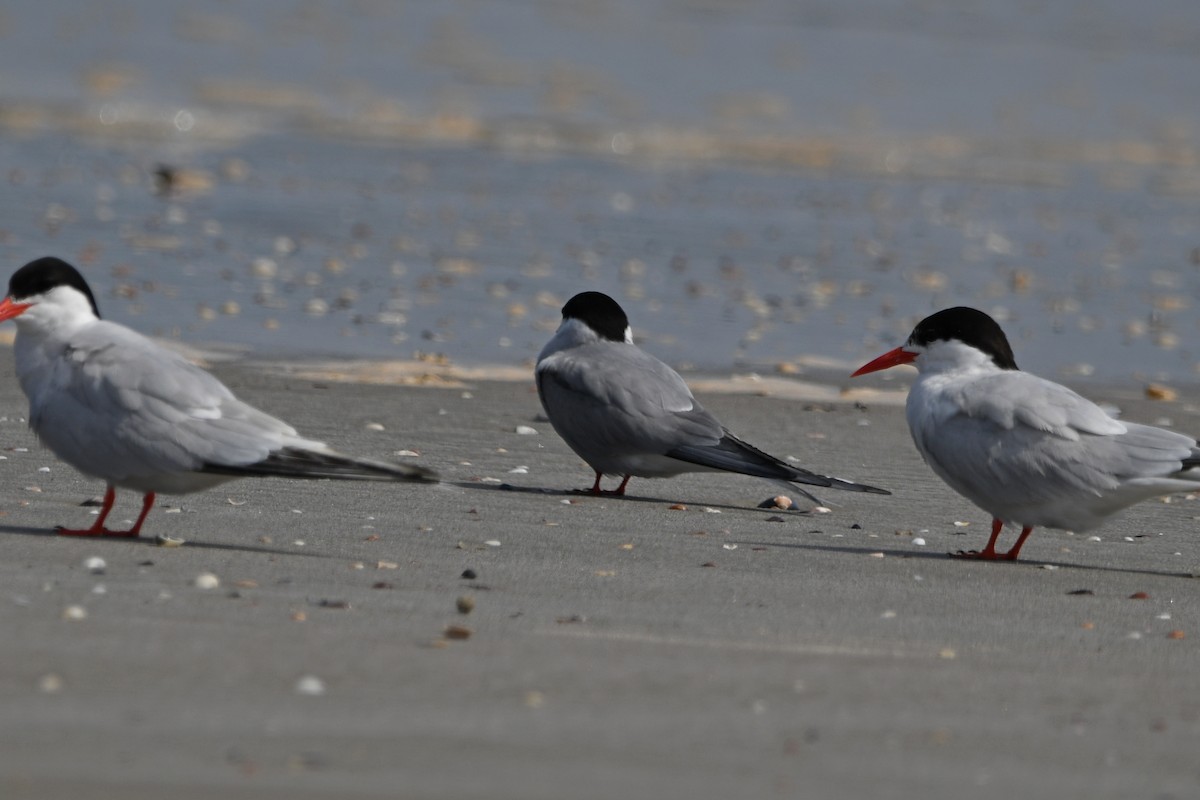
[536,291,890,500]
[853,306,1200,560]
[0,256,436,537]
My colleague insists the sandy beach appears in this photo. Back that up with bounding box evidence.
[1,347,1197,800]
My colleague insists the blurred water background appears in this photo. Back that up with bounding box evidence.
[1,1,1198,383]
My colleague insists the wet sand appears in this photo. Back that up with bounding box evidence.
[1,347,1197,800]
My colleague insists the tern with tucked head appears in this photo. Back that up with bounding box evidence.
[0,256,436,538]
[853,306,1200,560]
[536,291,890,500]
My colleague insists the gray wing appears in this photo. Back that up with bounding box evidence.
[34,323,307,483]
[949,371,1125,439]
[537,342,888,493]
[913,371,1197,512]
[536,342,724,459]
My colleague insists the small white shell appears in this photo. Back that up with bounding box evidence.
[193,572,220,590]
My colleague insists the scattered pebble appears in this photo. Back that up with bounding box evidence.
[813,506,832,514]
[461,569,478,580]
[668,504,687,511]
[193,572,220,590]
[484,540,501,547]
[364,422,385,431]
[37,674,63,694]
[155,535,185,547]
[84,556,106,574]
[758,495,794,510]
[444,624,472,640]
[722,543,737,550]
[62,605,87,621]
[394,449,420,457]
[294,675,326,696]
[1129,591,1150,600]
[953,521,970,528]
[911,537,927,546]
[456,595,475,614]
[868,552,885,558]
[515,425,538,435]
[1145,384,1178,402]
[376,561,399,570]
[1086,536,1102,542]
[1167,630,1185,640]
[508,466,529,474]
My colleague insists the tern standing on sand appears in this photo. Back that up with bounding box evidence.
[0,256,436,537]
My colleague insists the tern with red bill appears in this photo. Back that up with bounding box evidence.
[853,306,1200,560]
[0,257,437,538]
[536,291,890,500]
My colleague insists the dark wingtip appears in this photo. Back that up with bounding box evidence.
[200,448,440,483]
[824,478,892,495]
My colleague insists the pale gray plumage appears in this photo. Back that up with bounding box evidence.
[855,306,1200,560]
[1,256,434,536]
[908,364,1200,532]
[537,291,889,497]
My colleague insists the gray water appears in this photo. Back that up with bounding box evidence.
[1,1,1199,383]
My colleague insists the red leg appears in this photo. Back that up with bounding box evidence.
[1000,526,1035,561]
[57,487,154,538]
[954,518,1006,560]
[584,472,632,496]
[115,492,157,538]
[57,486,117,537]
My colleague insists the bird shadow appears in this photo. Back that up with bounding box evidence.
[0,523,336,559]
[731,538,1200,581]
[452,480,822,517]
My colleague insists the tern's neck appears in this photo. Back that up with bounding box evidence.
[538,317,630,362]
[12,294,99,344]
[915,340,1009,378]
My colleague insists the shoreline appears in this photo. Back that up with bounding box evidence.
[0,346,1197,799]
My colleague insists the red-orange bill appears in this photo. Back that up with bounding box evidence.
[852,346,917,377]
[0,297,32,322]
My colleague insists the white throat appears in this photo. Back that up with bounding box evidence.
[915,339,1004,377]
[11,285,99,343]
